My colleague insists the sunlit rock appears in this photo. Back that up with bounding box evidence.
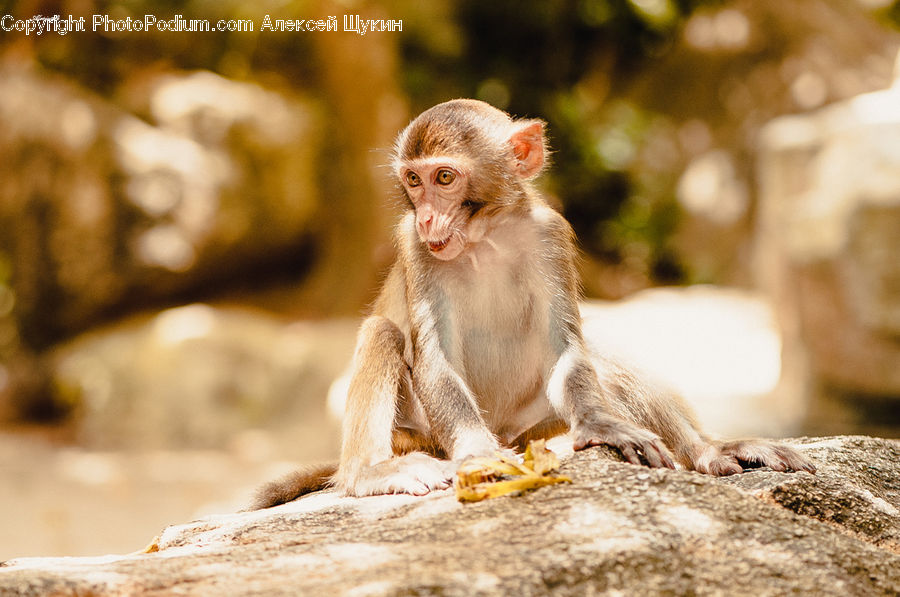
[1,437,898,595]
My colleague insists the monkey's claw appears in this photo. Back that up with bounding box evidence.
[573,423,676,470]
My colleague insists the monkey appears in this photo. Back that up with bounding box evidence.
[251,99,814,509]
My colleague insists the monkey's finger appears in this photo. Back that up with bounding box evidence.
[399,482,430,496]
[704,456,742,476]
[775,447,817,474]
[640,445,663,468]
[619,444,642,466]
[643,443,675,469]
[574,437,617,453]
[796,459,817,474]
[767,459,789,473]
[573,437,615,452]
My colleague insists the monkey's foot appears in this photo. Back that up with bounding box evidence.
[572,420,676,469]
[692,440,816,476]
[337,452,457,497]
[719,439,816,474]
[691,443,743,476]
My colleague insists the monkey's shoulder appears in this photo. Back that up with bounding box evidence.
[528,202,576,246]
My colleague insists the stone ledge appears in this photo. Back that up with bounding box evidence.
[2,436,898,596]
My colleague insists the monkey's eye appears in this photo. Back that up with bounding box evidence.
[435,169,456,185]
[405,171,422,187]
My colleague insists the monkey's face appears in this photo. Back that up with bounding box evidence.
[400,157,477,261]
[393,99,548,262]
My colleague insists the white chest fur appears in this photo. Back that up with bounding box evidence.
[432,213,554,433]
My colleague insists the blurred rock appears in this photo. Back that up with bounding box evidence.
[51,304,356,453]
[0,62,320,351]
[626,0,899,288]
[125,70,321,269]
[755,53,900,436]
[1,437,898,595]
[0,63,324,417]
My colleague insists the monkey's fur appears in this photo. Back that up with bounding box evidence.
[251,100,813,509]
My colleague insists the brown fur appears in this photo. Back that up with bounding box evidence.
[249,463,336,510]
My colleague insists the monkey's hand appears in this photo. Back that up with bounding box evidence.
[336,452,457,497]
[572,417,676,469]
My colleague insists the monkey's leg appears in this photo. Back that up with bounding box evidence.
[334,315,455,496]
[548,348,676,469]
[592,356,815,475]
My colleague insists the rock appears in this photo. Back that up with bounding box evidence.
[51,304,357,452]
[0,64,320,347]
[755,53,900,436]
[1,436,898,595]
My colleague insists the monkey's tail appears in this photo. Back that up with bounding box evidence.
[247,462,337,510]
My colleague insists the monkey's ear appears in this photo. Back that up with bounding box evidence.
[508,121,546,179]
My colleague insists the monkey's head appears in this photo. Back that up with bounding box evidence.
[393,99,547,261]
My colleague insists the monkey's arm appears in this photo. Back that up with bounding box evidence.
[408,298,501,460]
[546,346,675,468]
[538,207,675,468]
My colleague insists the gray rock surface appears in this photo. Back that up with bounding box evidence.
[2,436,898,596]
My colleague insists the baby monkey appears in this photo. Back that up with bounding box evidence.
[253,99,813,508]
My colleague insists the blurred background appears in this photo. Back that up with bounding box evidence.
[1,0,899,559]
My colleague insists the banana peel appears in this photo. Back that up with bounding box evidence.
[454,439,571,502]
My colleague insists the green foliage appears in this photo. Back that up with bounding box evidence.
[0,250,19,368]
[879,0,900,29]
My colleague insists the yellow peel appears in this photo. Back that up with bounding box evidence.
[455,439,570,503]
[524,439,561,475]
[456,475,571,502]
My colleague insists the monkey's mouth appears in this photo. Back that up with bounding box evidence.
[427,236,451,252]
